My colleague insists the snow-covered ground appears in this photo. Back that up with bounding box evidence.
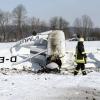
[0,71,100,100]
[0,41,100,100]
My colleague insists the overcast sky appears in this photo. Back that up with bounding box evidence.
[0,0,100,27]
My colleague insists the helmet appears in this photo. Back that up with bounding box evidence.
[79,37,84,42]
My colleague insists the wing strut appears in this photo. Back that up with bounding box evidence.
[12,50,47,65]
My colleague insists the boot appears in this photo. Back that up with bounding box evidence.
[82,71,87,75]
[74,70,78,76]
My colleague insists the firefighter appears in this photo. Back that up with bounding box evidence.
[74,37,87,75]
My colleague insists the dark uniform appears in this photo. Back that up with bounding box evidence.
[74,41,87,75]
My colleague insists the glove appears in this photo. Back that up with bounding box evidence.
[83,53,87,58]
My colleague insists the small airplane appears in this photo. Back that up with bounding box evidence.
[1,30,99,73]
[10,30,70,72]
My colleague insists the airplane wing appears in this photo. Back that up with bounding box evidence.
[10,30,51,55]
[12,49,47,65]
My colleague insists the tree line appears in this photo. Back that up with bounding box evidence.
[0,4,100,42]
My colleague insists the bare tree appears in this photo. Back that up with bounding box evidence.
[39,21,49,32]
[49,16,69,38]
[30,17,49,33]
[81,15,93,37]
[73,17,83,37]
[74,15,94,39]
[12,4,27,40]
[0,10,11,41]
[49,17,59,29]
[31,17,40,32]
[59,17,69,29]
[50,16,69,29]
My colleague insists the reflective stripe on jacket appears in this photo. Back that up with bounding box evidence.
[75,56,85,63]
